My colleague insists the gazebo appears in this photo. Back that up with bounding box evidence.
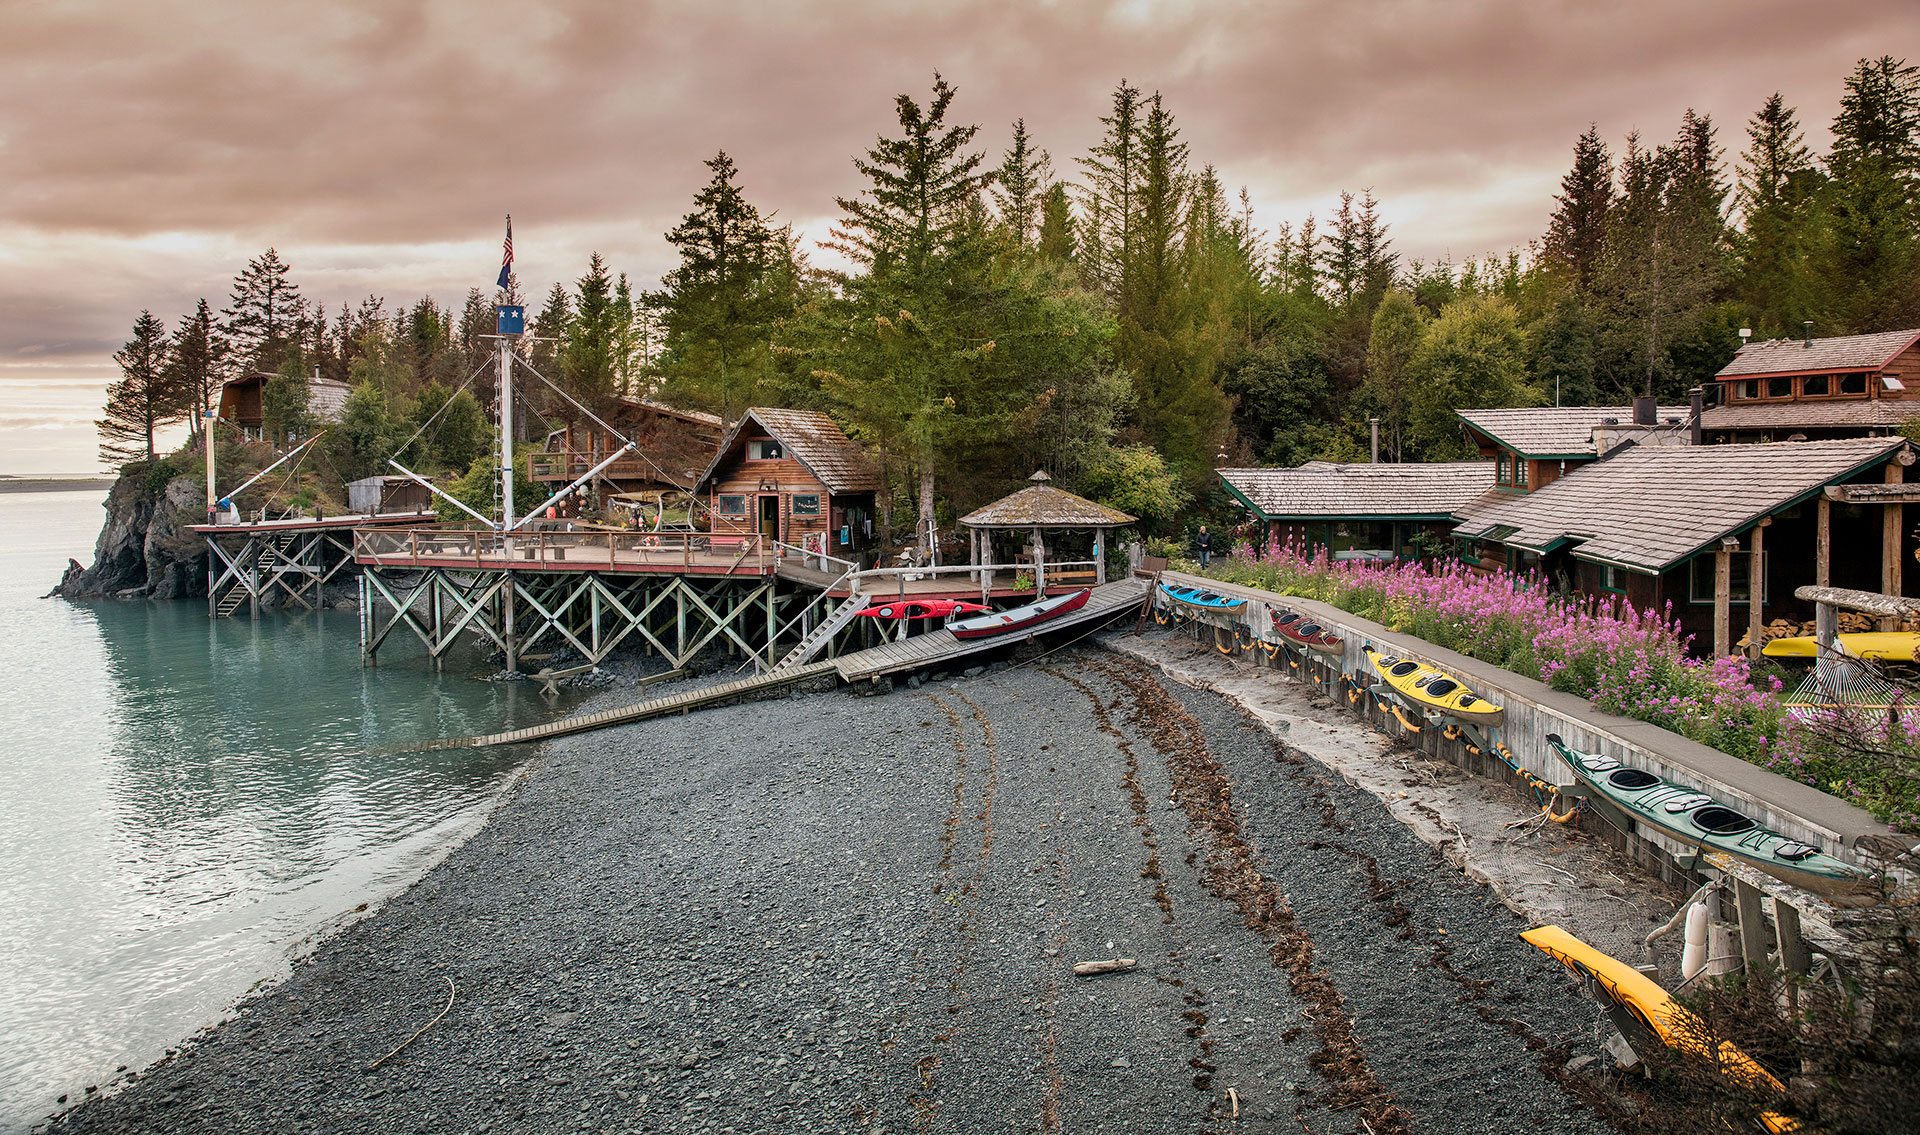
[958,472,1137,592]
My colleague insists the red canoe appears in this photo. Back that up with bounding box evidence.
[851,599,992,620]
[1270,606,1343,655]
[948,589,1092,640]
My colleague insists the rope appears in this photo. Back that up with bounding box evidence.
[367,975,455,1071]
[385,355,494,463]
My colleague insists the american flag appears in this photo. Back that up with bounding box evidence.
[496,215,513,291]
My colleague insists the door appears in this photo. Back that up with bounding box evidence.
[758,494,782,545]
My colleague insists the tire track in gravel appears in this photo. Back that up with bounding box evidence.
[1044,665,1226,1128]
[1085,653,1415,1135]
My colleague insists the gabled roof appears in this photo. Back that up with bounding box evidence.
[958,484,1136,527]
[1700,399,1920,432]
[1457,405,1691,458]
[1220,462,1496,520]
[616,397,723,429]
[1715,328,1920,379]
[1453,438,1909,573]
[694,408,883,494]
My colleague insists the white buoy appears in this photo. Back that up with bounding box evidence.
[1680,900,1710,979]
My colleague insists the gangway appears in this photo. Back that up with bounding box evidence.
[400,577,1147,751]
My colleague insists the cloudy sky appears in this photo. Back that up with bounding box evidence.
[2,0,1915,475]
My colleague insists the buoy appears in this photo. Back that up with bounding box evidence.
[1680,900,1709,980]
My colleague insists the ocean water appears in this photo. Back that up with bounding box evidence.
[0,490,570,1131]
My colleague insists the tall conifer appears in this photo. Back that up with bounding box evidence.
[98,311,184,466]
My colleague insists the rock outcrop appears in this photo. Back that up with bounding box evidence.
[54,474,209,600]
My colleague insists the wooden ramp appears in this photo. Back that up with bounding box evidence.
[408,577,1147,751]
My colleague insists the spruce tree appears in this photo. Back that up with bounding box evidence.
[98,311,184,467]
[1077,80,1144,297]
[222,248,304,373]
[1736,93,1822,333]
[1543,126,1615,292]
[1818,56,1920,330]
[1036,183,1076,263]
[165,299,223,440]
[562,252,623,410]
[991,119,1050,248]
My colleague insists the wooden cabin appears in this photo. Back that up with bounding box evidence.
[1452,437,1917,654]
[1218,461,1495,559]
[1700,326,1920,442]
[217,371,353,442]
[692,408,882,560]
[1456,404,1691,495]
[530,397,724,500]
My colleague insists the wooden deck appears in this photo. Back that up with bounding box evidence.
[195,512,430,535]
[353,527,787,576]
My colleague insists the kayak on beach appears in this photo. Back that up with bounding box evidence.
[1543,733,1878,903]
[949,588,1091,640]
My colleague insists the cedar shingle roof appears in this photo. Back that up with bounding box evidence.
[1700,399,1920,431]
[1220,462,1496,519]
[1453,438,1908,572]
[958,484,1136,527]
[1715,328,1920,378]
[695,408,883,494]
[1457,405,1691,457]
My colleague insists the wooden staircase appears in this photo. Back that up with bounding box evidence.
[213,534,286,618]
[768,594,867,673]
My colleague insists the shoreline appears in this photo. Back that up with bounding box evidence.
[0,478,113,494]
[43,638,1639,1134]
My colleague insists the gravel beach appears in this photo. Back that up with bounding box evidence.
[48,645,1615,1134]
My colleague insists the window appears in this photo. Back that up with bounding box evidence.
[747,439,784,460]
[1733,380,1759,400]
[1454,539,1481,565]
[791,494,821,516]
[1601,563,1627,594]
[1514,458,1529,489]
[1803,374,1830,396]
[717,494,747,515]
[1495,454,1511,485]
[1839,373,1868,396]
[1689,551,1765,605]
[1767,376,1794,398]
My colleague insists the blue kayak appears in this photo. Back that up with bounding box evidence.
[1160,583,1246,612]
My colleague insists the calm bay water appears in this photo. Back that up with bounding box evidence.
[0,490,570,1131]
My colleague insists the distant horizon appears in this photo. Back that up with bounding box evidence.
[3,1,1916,475]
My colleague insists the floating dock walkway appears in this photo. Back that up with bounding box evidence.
[411,577,1148,751]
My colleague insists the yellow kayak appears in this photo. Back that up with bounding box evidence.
[1523,925,1799,1133]
[1364,646,1504,727]
[1762,632,1920,662]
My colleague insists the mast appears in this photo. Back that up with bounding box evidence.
[497,334,515,531]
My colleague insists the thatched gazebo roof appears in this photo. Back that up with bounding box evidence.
[958,472,1136,529]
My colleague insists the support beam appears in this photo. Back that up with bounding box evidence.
[1713,541,1733,657]
[1884,462,1904,630]
[1746,518,1768,661]
[1734,878,1769,973]
[1816,496,1831,588]
[1773,898,1812,976]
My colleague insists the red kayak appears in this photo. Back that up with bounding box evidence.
[1270,606,1343,655]
[949,589,1092,640]
[851,599,992,620]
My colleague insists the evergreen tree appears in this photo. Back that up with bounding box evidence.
[165,299,223,440]
[1036,183,1076,263]
[1818,56,1920,330]
[1543,126,1615,292]
[649,151,781,423]
[1323,189,1396,314]
[222,248,304,373]
[1077,80,1145,297]
[991,119,1050,248]
[530,283,570,382]
[1736,93,1823,333]
[97,311,184,466]
[562,252,624,410]
[1360,290,1426,462]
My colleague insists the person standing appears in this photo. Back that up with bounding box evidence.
[1196,525,1212,569]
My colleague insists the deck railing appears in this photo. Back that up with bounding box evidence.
[352,527,776,574]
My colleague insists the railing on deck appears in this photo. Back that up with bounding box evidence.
[352,527,776,574]
[852,559,1102,599]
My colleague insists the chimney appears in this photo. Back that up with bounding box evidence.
[1632,395,1656,425]
[1689,386,1704,446]
[1804,320,1814,348]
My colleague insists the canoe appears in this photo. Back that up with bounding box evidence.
[1543,734,1877,901]
[1269,607,1343,655]
[949,588,1091,640]
[1762,631,1920,662]
[1522,925,1800,1133]
[1363,646,1504,727]
[1159,583,1246,613]
[850,599,990,620]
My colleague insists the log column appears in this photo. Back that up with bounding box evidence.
[1746,517,1769,661]
[1816,495,1831,587]
[1714,539,1734,657]
[1883,462,1905,630]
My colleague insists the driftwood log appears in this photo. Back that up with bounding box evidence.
[1071,958,1138,977]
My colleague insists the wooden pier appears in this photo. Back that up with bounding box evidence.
[197,512,429,619]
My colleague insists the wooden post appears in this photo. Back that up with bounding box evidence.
[1033,526,1047,598]
[1096,527,1109,585]
[1883,462,1904,630]
[1747,518,1768,660]
[1714,541,1733,656]
[1816,496,1831,587]
[1773,898,1812,976]
[1735,879,1769,973]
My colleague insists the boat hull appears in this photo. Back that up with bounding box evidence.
[1268,606,1343,655]
[1762,631,1920,662]
[1543,734,1877,902]
[1158,583,1246,614]
[1363,646,1505,727]
[851,599,989,620]
[949,588,1092,640]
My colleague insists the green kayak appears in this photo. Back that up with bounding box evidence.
[1544,734,1878,903]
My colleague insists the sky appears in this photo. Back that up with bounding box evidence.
[2,0,1916,476]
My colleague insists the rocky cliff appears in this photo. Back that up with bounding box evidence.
[54,473,209,600]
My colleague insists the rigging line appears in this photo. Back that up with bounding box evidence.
[512,355,687,489]
[383,354,496,463]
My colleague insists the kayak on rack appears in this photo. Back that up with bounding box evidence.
[1543,733,1877,902]
[949,588,1092,640]
[1762,631,1920,662]
[850,599,991,621]
[1158,583,1247,613]
[1363,646,1504,727]
[1269,606,1343,656]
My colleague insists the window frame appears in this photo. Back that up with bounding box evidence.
[1688,551,1766,605]
[1839,373,1869,396]
[791,493,821,517]
[746,439,785,461]
[717,493,748,516]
